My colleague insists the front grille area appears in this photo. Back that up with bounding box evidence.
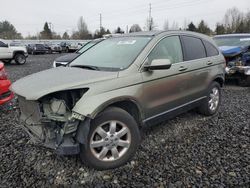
[18,96,41,125]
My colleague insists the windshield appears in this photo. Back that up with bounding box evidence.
[77,41,101,54]
[70,37,151,71]
[214,35,250,47]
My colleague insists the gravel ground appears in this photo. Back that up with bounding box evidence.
[1,54,249,187]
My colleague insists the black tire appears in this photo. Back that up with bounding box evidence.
[2,60,11,64]
[80,107,141,170]
[198,82,221,116]
[238,76,250,87]
[65,47,69,53]
[14,53,26,65]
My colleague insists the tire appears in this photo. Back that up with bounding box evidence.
[65,47,69,53]
[238,76,250,87]
[80,107,141,170]
[2,60,11,64]
[14,53,26,65]
[198,82,221,116]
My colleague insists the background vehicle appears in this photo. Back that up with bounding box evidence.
[53,39,103,67]
[44,43,62,54]
[60,41,83,53]
[0,62,14,105]
[27,44,48,55]
[214,34,250,86]
[12,31,225,170]
[0,40,28,65]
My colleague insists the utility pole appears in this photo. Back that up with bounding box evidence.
[99,13,102,32]
[149,3,152,31]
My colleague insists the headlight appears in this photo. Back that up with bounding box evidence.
[50,99,67,115]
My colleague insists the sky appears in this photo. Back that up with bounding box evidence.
[1,0,250,37]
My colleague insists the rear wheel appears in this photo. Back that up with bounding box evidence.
[80,107,141,170]
[14,53,26,65]
[198,82,221,116]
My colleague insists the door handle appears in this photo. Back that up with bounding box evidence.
[179,66,187,71]
[207,61,213,65]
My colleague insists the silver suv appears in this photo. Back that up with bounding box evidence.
[12,31,225,170]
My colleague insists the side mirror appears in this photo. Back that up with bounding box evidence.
[144,59,172,71]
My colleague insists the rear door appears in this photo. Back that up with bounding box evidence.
[179,35,210,101]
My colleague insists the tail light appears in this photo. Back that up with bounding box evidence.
[0,63,8,80]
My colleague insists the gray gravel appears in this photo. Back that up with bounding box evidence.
[1,54,250,187]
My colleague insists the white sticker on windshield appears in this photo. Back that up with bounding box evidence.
[240,38,250,41]
[117,40,136,45]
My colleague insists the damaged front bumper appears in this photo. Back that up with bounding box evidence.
[17,96,89,155]
[225,66,250,76]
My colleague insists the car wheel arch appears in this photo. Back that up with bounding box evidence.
[13,50,25,57]
[213,76,224,87]
[92,98,144,127]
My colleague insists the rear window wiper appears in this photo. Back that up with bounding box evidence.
[70,65,99,70]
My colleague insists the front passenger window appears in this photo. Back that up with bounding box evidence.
[147,36,183,64]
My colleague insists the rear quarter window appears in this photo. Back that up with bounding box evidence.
[203,40,219,57]
[181,36,206,61]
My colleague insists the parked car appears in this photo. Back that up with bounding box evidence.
[0,62,14,105]
[60,41,81,53]
[12,31,225,170]
[53,39,104,67]
[0,40,28,65]
[27,44,48,55]
[214,34,250,86]
[44,43,62,54]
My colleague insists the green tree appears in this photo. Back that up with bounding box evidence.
[93,27,110,38]
[187,22,197,32]
[0,20,22,39]
[215,23,226,35]
[197,20,212,35]
[62,32,70,39]
[115,27,124,34]
[129,24,142,33]
[40,22,52,39]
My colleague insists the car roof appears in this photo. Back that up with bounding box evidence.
[214,33,250,38]
[116,30,211,39]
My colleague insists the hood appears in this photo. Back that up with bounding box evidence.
[55,53,79,63]
[11,67,118,100]
[219,46,242,57]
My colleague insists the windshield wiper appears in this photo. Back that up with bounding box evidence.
[71,65,99,70]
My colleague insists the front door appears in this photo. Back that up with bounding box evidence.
[142,35,193,120]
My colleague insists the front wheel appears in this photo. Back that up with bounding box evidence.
[80,107,141,170]
[198,82,221,116]
[14,53,26,65]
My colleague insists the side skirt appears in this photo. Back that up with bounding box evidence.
[143,97,206,127]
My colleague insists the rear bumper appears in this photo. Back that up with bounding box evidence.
[0,80,14,105]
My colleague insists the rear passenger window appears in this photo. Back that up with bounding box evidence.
[148,36,183,64]
[181,36,206,61]
[203,40,219,57]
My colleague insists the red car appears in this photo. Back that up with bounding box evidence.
[0,62,14,105]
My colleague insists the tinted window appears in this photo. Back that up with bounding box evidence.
[0,41,7,47]
[181,36,206,61]
[203,40,219,57]
[148,36,183,64]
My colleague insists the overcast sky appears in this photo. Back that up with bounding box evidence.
[1,0,249,37]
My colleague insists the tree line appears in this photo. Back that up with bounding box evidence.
[1,7,249,40]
